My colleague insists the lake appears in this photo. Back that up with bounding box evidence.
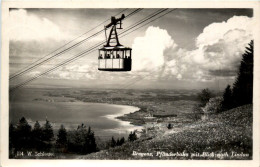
[9,88,142,140]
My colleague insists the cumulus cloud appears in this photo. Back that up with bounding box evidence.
[159,15,253,82]
[132,26,176,71]
[196,16,253,47]
[194,18,252,68]
[190,16,253,79]
[9,9,70,41]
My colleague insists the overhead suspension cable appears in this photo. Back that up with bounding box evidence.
[121,9,177,38]
[10,9,171,92]
[10,9,175,92]
[9,8,140,81]
[9,8,130,80]
[119,8,168,36]
[121,10,188,89]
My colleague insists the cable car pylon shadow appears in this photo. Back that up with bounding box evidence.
[98,14,132,72]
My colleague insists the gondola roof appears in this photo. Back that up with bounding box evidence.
[99,45,132,51]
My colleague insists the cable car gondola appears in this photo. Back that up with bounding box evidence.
[98,14,132,71]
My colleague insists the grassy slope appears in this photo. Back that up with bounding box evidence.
[80,104,252,160]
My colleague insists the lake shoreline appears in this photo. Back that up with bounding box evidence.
[10,95,144,140]
[44,91,192,127]
[38,92,149,126]
[37,97,145,126]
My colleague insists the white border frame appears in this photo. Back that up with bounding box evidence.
[1,1,260,167]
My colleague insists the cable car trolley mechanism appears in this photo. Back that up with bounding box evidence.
[98,14,132,71]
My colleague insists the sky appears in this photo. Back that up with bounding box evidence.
[8,8,253,90]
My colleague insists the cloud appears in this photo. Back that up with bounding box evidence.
[196,16,253,47]
[160,15,253,82]
[13,15,253,87]
[132,26,176,71]
[9,9,70,41]
[47,15,253,83]
[190,16,253,78]
[47,63,98,80]
[209,69,237,77]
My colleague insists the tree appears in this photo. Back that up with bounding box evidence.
[189,104,204,121]
[190,89,214,121]
[9,123,16,150]
[232,40,253,107]
[32,121,44,150]
[117,137,125,146]
[110,137,125,147]
[42,119,54,142]
[197,89,213,107]
[116,138,120,146]
[34,121,41,129]
[119,137,125,146]
[202,96,223,114]
[16,117,31,134]
[221,85,233,111]
[68,128,85,153]
[9,123,17,158]
[56,124,67,147]
[67,124,98,154]
[115,137,125,146]
[32,121,42,138]
[83,126,98,153]
[16,117,32,149]
[110,136,117,148]
[128,131,137,142]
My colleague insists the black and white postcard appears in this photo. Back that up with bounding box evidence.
[1,1,260,167]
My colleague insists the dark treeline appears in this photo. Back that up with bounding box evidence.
[221,40,253,111]
[110,136,125,148]
[9,117,139,158]
[9,118,55,155]
[66,123,98,154]
[9,117,98,157]
[104,131,137,149]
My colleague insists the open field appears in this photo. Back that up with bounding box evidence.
[80,105,252,160]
